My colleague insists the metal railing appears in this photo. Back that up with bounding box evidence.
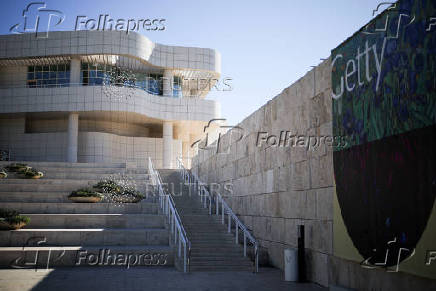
[148,157,191,272]
[0,83,197,98]
[176,157,259,273]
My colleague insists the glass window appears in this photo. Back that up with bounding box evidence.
[27,63,70,88]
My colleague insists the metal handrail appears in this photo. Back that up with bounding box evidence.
[176,157,259,273]
[148,157,191,272]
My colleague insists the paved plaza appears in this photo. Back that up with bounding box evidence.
[0,267,326,291]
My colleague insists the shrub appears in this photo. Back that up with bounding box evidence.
[0,168,7,178]
[94,178,144,203]
[0,208,30,226]
[6,163,30,172]
[0,209,20,218]
[94,180,122,193]
[23,168,44,178]
[69,188,104,198]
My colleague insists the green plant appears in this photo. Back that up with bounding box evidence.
[121,189,144,199]
[94,180,122,193]
[0,209,20,218]
[23,168,44,178]
[1,215,30,225]
[0,168,7,178]
[6,163,30,172]
[69,188,104,198]
[0,208,30,226]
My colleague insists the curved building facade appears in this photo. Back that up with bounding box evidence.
[0,30,222,168]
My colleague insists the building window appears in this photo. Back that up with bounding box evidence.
[173,76,182,98]
[134,73,163,95]
[81,63,110,86]
[81,63,164,96]
[27,64,71,88]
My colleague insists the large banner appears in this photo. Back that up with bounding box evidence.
[331,0,436,277]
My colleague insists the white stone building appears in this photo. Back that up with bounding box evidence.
[0,30,221,168]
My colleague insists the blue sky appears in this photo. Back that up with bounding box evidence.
[1,0,386,125]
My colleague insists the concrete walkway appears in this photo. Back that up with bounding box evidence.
[0,267,326,291]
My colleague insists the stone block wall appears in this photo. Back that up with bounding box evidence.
[191,59,333,286]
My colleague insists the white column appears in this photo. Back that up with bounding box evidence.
[182,141,190,168]
[70,57,81,85]
[163,70,174,97]
[163,121,173,168]
[67,113,79,163]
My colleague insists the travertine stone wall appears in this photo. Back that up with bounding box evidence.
[192,59,333,286]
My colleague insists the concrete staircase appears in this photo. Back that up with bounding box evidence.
[159,169,253,272]
[0,162,172,268]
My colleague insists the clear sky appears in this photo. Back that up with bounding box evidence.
[1,0,386,125]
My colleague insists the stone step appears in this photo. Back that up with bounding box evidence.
[188,235,235,241]
[2,168,149,176]
[185,225,228,230]
[0,182,152,192]
[0,245,173,267]
[190,243,241,248]
[189,265,252,272]
[38,168,149,174]
[0,179,151,185]
[24,214,166,229]
[183,220,225,225]
[191,248,244,257]
[0,179,101,185]
[0,192,157,203]
[190,252,247,258]
[0,228,169,247]
[0,202,159,214]
[0,182,97,192]
[30,173,150,180]
[190,259,252,266]
[182,216,222,220]
[189,237,235,242]
[187,232,230,237]
[0,161,128,168]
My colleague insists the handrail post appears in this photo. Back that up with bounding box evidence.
[244,233,247,256]
[235,222,239,244]
[254,244,259,273]
[183,243,187,273]
[221,198,224,224]
[174,217,177,243]
[178,235,181,257]
[209,197,212,215]
[228,213,231,233]
[200,187,203,203]
[216,197,219,215]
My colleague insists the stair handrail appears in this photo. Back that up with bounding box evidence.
[148,157,191,273]
[176,157,259,273]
